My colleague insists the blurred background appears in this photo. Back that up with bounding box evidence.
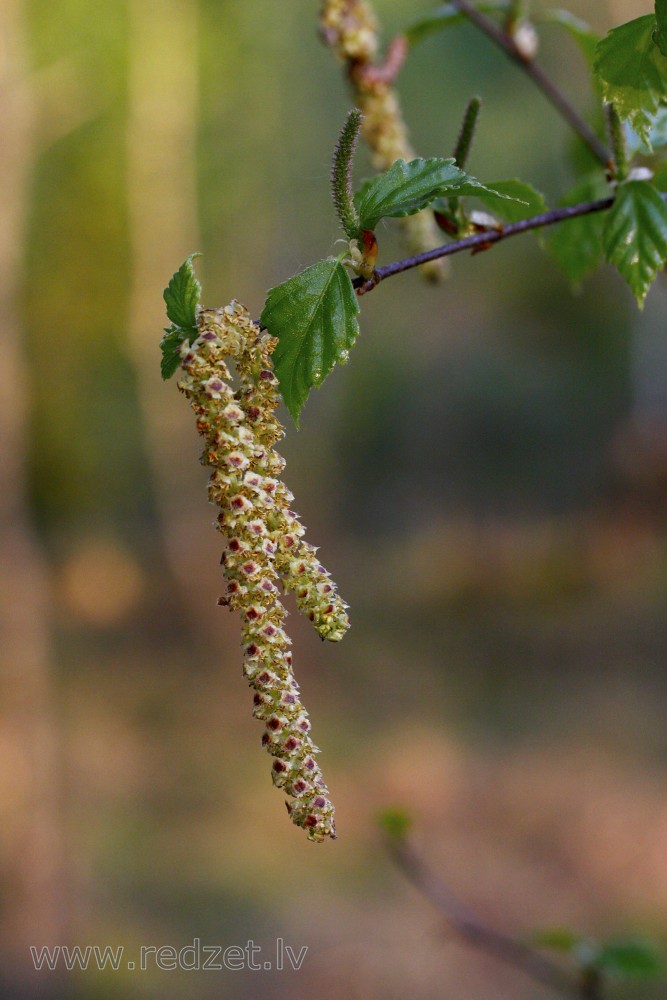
[2,0,667,997]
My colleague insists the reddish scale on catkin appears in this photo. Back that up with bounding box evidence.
[177,302,347,842]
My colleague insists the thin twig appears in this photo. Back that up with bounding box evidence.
[388,837,578,997]
[450,0,609,167]
[351,34,408,87]
[354,194,616,293]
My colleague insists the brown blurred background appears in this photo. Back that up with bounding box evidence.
[1,0,666,997]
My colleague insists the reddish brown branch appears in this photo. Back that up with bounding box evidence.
[353,194,616,294]
[350,34,408,86]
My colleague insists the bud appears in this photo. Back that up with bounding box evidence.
[511,19,539,62]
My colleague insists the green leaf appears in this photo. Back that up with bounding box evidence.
[655,0,667,57]
[603,179,667,305]
[377,808,412,840]
[642,105,667,149]
[163,252,202,330]
[260,258,360,426]
[541,9,599,67]
[546,175,608,286]
[160,326,186,380]
[405,1,510,46]
[459,178,547,222]
[652,161,667,189]
[625,106,667,153]
[161,253,202,381]
[597,938,665,978]
[355,157,470,231]
[354,159,519,232]
[594,15,667,144]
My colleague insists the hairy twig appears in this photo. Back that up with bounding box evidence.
[388,836,578,997]
[450,0,609,167]
[354,194,617,293]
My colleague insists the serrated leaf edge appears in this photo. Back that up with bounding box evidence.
[261,256,360,426]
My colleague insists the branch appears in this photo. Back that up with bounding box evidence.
[388,836,579,997]
[450,0,609,167]
[354,194,616,293]
[351,34,408,87]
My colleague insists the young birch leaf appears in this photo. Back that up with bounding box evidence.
[260,258,360,426]
[597,939,665,978]
[603,179,667,305]
[594,15,667,144]
[354,158,468,231]
[377,808,412,840]
[164,252,202,330]
[652,161,667,189]
[655,0,667,57]
[161,253,202,380]
[459,178,547,222]
[625,105,667,153]
[160,327,186,380]
[546,176,608,286]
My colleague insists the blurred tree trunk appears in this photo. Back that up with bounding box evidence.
[127,0,213,624]
[0,0,68,991]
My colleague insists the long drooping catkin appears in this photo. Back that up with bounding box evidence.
[176,302,349,841]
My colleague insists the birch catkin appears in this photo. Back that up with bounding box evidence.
[177,302,349,841]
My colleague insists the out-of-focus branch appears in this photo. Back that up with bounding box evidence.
[320,0,448,280]
[387,835,579,997]
[449,0,609,166]
[351,34,408,87]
